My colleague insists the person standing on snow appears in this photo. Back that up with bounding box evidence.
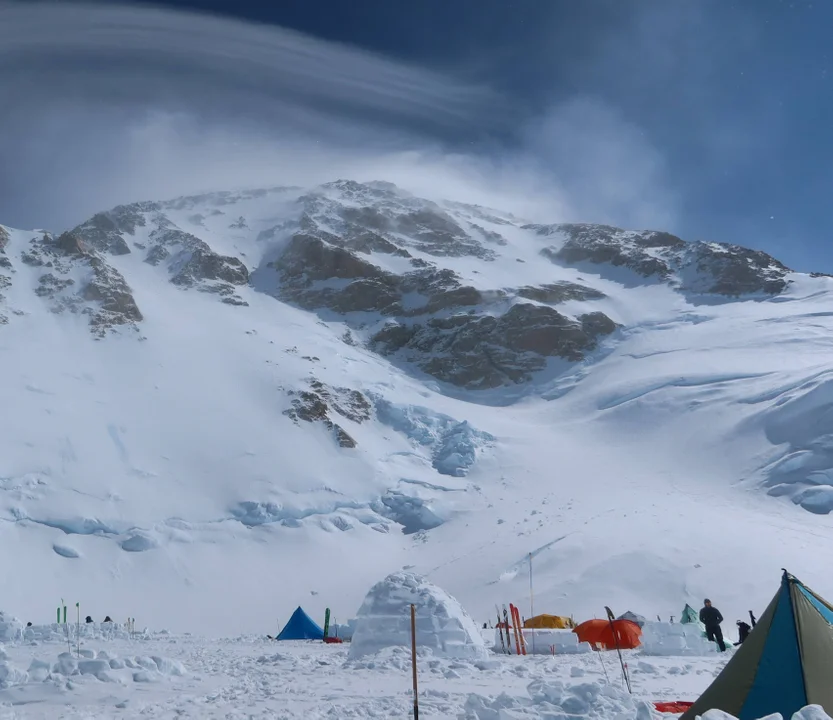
[700,599,726,651]
[735,620,752,645]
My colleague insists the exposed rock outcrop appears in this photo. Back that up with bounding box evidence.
[274,234,484,316]
[284,380,372,448]
[371,303,618,389]
[516,281,606,304]
[533,223,789,296]
[20,232,142,336]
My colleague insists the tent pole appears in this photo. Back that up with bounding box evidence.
[410,604,419,720]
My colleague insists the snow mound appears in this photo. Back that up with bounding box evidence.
[460,679,660,719]
[759,375,833,514]
[348,571,487,660]
[52,543,81,559]
[639,622,724,657]
[0,612,23,643]
[700,708,833,720]
[0,650,186,688]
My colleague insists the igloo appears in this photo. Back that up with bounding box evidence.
[348,571,487,660]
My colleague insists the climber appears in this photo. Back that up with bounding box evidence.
[700,599,726,651]
[735,620,752,645]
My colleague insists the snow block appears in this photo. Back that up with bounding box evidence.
[0,660,28,688]
[348,571,487,660]
[0,611,24,642]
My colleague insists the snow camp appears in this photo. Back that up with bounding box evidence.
[4,568,833,718]
[2,0,833,718]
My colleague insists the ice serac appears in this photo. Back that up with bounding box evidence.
[348,571,487,660]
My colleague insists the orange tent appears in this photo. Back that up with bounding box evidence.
[573,618,642,650]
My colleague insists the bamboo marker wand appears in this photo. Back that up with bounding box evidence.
[410,603,419,720]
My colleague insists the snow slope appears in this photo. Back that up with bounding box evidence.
[1,181,833,638]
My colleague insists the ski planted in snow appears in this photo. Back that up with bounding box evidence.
[510,604,527,655]
[604,606,632,694]
[495,605,508,654]
[503,605,517,655]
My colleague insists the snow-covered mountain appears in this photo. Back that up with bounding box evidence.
[2,180,833,635]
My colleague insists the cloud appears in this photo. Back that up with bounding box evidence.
[0,1,677,235]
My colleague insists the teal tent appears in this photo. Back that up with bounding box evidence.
[680,603,706,635]
[276,607,325,641]
[681,571,833,720]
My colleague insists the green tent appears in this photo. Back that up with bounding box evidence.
[681,571,833,720]
[680,603,706,635]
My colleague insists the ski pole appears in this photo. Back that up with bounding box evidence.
[604,606,632,694]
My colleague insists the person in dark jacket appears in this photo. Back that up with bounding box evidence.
[735,620,752,645]
[700,599,726,651]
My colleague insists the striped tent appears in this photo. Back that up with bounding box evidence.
[681,571,833,720]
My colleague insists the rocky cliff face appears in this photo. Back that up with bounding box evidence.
[0,180,798,383]
[530,223,790,296]
[10,231,143,337]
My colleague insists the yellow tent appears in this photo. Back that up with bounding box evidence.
[523,614,575,629]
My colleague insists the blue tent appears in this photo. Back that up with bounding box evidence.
[681,571,833,720]
[276,606,325,641]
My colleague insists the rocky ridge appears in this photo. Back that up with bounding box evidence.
[529,223,790,296]
[12,230,142,337]
[73,208,249,306]
[0,180,796,385]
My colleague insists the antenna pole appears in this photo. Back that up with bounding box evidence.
[529,552,535,655]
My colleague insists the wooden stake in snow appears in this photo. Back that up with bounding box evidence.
[410,603,419,720]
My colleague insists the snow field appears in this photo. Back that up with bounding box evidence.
[3,628,824,720]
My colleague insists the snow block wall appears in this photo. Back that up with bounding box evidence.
[348,571,487,660]
[493,628,591,655]
[639,621,723,656]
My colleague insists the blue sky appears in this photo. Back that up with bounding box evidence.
[0,0,830,271]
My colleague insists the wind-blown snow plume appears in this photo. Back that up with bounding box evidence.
[0,2,676,237]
